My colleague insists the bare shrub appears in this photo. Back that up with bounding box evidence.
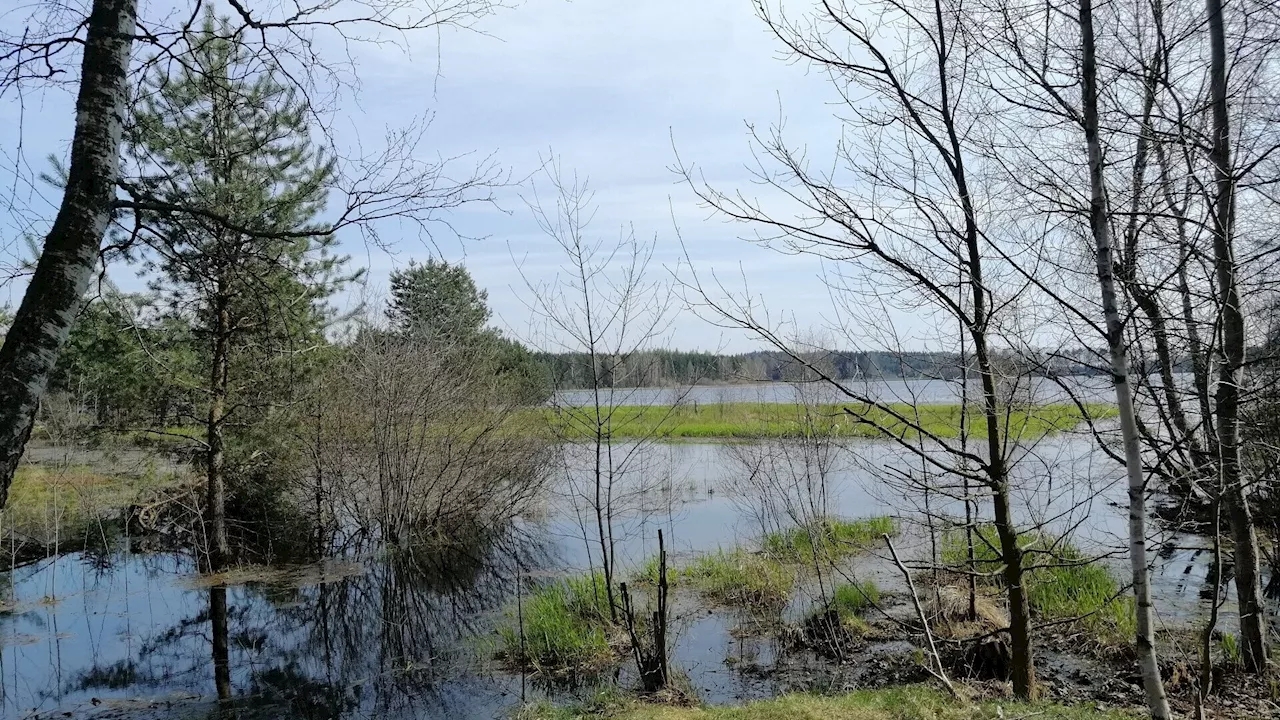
[302,327,552,548]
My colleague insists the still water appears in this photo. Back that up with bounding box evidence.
[0,427,1245,719]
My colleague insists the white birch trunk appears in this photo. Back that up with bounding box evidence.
[1079,0,1172,716]
[0,0,138,506]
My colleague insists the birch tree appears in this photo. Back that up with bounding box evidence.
[0,0,137,507]
[1078,0,1171,713]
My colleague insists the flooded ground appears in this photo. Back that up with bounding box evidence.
[0,432,1256,720]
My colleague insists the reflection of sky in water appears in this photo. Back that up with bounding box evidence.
[0,430,1254,718]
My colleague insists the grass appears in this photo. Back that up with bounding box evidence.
[1219,632,1242,668]
[1,464,180,561]
[498,572,618,673]
[634,555,673,586]
[829,580,881,619]
[941,525,1135,640]
[542,402,1117,441]
[678,549,795,610]
[516,684,1140,719]
[762,516,898,561]
[802,580,881,644]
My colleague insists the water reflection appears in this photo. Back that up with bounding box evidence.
[1,531,554,719]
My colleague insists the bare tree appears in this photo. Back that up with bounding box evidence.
[975,0,1278,678]
[671,0,1119,696]
[1203,0,1270,672]
[1078,0,1171,712]
[518,159,686,622]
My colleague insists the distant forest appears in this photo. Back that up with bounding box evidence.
[534,349,1119,389]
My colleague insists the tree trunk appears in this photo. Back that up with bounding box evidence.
[1079,1,1173,715]
[0,0,137,508]
[992,485,1036,698]
[1205,0,1269,672]
[210,586,232,701]
[207,293,231,570]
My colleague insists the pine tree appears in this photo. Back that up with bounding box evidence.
[387,259,491,344]
[128,11,354,569]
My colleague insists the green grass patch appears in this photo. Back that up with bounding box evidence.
[679,549,795,610]
[498,572,617,673]
[829,580,881,619]
[541,402,1117,441]
[803,580,881,643]
[941,525,1134,640]
[516,684,1139,719]
[762,516,897,561]
[633,555,672,586]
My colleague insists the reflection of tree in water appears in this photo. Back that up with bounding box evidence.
[71,527,553,719]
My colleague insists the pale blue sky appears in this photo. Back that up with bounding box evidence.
[0,0,874,352]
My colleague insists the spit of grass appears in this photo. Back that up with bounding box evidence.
[941,525,1135,641]
[516,684,1139,720]
[677,549,795,610]
[762,516,898,562]
[543,402,1116,441]
[632,517,894,612]
[498,572,618,674]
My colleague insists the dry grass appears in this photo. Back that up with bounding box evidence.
[928,586,1009,639]
[1,464,183,562]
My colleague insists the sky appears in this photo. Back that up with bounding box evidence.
[0,0,881,352]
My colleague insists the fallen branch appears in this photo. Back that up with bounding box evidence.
[885,533,962,701]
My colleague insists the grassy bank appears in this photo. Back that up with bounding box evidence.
[517,685,1138,719]
[544,402,1116,441]
[1,464,182,563]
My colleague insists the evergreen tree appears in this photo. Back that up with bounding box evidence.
[386,259,548,402]
[387,259,491,344]
[127,11,354,567]
[49,294,197,428]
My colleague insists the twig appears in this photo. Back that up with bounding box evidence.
[885,533,962,701]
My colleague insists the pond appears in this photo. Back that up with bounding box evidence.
[0,432,1251,719]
